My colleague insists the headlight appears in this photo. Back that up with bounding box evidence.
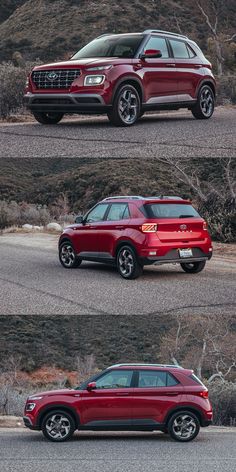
[84,75,105,86]
[86,65,113,71]
[26,403,36,412]
[29,396,43,400]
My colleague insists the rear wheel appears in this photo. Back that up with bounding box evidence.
[42,410,75,442]
[191,85,214,119]
[117,245,143,279]
[108,84,140,126]
[180,260,206,274]
[59,241,81,269]
[32,112,64,124]
[168,410,200,442]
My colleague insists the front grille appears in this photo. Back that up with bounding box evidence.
[31,69,81,89]
[32,98,72,104]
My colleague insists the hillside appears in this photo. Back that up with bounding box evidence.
[0,0,235,62]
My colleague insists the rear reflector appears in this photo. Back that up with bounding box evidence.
[199,390,209,399]
[203,221,208,231]
[141,224,158,233]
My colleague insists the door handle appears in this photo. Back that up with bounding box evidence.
[115,226,125,230]
[73,394,81,397]
[166,63,175,67]
[165,392,179,396]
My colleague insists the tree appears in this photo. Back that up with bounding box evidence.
[196,0,236,75]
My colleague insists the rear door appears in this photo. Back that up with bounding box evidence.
[132,370,183,425]
[168,38,203,99]
[80,369,135,426]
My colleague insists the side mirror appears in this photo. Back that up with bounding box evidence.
[75,215,84,224]
[141,49,162,59]
[87,381,97,391]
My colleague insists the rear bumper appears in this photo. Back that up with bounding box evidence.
[24,93,111,114]
[201,419,213,427]
[140,248,213,265]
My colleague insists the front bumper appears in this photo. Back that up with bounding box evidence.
[24,93,111,114]
[23,415,40,430]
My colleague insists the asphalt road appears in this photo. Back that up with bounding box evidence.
[0,107,235,158]
[0,427,235,472]
[0,233,235,315]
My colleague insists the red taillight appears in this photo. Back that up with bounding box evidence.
[199,390,209,399]
[203,221,208,231]
[141,223,158,233]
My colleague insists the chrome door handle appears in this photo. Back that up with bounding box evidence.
[166,63,175,67]
[115,226,125,230]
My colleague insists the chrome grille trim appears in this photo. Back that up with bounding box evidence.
[31,69,81,89]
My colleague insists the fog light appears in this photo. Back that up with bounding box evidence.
[84,75,105,86]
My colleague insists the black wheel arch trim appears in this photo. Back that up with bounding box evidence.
[112,76,144,103]
[196,79,216,98]
[164,405,204,427]
[115,240,139,258]
[37,404,81,429]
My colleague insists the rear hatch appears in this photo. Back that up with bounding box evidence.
[144,201,207,243]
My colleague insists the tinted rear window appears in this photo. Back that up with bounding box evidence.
[144,203,200,219]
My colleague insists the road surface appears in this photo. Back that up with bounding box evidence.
[0,107,235,158]
[0,233,235,315]
[0,427,235,472]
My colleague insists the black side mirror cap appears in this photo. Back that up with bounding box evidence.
[75,215,84,224]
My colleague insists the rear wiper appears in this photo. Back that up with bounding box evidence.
[179,215,194,218]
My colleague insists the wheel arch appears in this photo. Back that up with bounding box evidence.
[114,239,139,259]
[164,405,204,427]
[38,404,80,429]
[112,76,144,104]
[197,79,216,98]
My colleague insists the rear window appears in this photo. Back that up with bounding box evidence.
[144,203,200,219]
[189,374,205,386]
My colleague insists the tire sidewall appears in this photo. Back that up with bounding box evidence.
[180,260,206,273]
[42,410,75,442]
[168,410,200,442]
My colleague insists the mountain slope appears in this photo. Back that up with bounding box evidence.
[0,0,235,61]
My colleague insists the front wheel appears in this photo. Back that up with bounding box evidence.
[168,411,200,442]
[117,245,143,279]
[42,410,75,442]
[59,241,81,269]
[32,112,64,124]
[180,260,206,274]
[108,84,140,126]
[191,85,215,119]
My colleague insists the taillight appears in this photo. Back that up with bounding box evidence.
[141,223,158,233]
[199,390,209,399]
[203,221,208,231]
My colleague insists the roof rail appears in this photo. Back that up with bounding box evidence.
[143,29,188,39]
[108,363,182,369]
[146,196,184,200]
[102,195,144,201]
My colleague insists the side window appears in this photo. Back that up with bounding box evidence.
[169,39,189,59]
[167,373,179,386]
[106,203,130,221]
[86,203,109,223]
[144,37,169,58]
[187,44,196,58]
[138,370,167,388]
[95,370,133,389]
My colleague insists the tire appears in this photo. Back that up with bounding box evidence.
[116,245,143,279]
[168,410,200,442]
[32,112,64,124]
[59,241,81,269]
[108,84,140,126]
[180,260,206,274]
[191,85,215,119]
[42,410,75,442]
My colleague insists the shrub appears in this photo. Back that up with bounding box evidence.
[208,381,236,426]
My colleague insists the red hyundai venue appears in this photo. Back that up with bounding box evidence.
[58,196,213,279]
[24,30,216,126]
[23,364,213,442]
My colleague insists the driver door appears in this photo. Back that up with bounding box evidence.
[73,203,109,254]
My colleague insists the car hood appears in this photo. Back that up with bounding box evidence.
[29,389,77,398]
[33,57,132,71]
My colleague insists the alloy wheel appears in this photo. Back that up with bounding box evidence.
[118,248,135,277]
[60,244,76,268]
[199,87,214,117]
[45,414,71,440]
[118,88,139,124]
[172,414,197,440]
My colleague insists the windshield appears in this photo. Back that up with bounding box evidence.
[71,35,144,60]
[145,203,200,219]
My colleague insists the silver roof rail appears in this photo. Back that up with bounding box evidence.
[146,196,184,200]
[102,195,144,201]
[108,363,182,369]
[143,30,188,39]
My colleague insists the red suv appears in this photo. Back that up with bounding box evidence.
[23,363,213,442]
[58,196,212,279]
[24,30,216,126]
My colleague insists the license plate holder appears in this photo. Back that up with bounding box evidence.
[179,248,193,258]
